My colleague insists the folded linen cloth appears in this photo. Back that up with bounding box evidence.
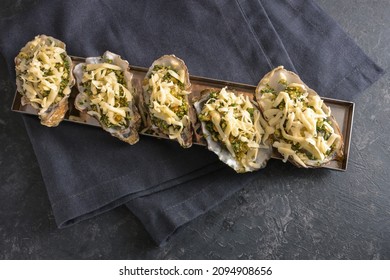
[0,0,383,245]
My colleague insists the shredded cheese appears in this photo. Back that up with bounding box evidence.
[199,87,266,171]
[258,74,341,167]
[79,60,132,128]
[144,65,190,145]
[15,35,71,115]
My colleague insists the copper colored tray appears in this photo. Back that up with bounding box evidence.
[12,56,354,171]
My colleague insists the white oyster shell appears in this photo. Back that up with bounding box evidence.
[194,88,272,173]
[255,66,344,168]
[73,51,141,144]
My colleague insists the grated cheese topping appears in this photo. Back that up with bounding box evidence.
[15,35,71,115]
[199,87,267,171]
[143,65,190,145]
[258,73,341,167]
[77,59,132,128]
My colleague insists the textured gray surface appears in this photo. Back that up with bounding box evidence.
[0,0,389,259]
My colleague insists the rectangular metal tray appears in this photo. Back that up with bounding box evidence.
[12,56,354,171]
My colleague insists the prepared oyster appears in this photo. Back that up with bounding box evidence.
[255,66,344,168]
[73,51,141,144]
[194,87,272,173]
[15,35,74,127]
[142,55,193,148]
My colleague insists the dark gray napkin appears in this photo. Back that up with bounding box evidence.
[0,0,383,245]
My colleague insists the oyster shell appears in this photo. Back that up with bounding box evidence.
[194,87,272,173]
[255,66,344,168]
[73,51,141,144]
[15,35,75,127]
[142,55,193,148]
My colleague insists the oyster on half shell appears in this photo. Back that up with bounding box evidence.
[255,66,344,168]
[142,55,193,148]
[15,35,75,127]
[194,87,272,173]
[73,51,141,144]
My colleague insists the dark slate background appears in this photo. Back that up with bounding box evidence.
[0,0,389,259]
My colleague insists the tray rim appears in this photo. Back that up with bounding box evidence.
[12,55,355,172]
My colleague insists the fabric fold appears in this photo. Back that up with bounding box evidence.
[23,116,222,228]
[127,167,263,245]
[235,0,296,72]
[261,0,384,99]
